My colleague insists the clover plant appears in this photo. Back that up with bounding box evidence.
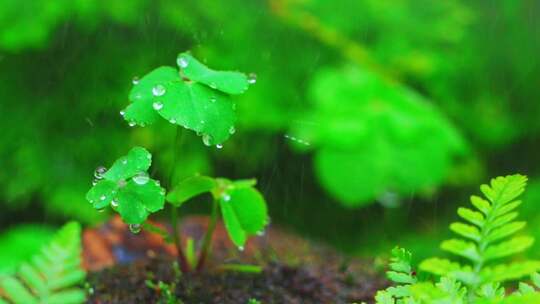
[85,52,266,272]
[375,174,540,303]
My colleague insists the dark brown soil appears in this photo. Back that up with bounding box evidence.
[84,216,386,303]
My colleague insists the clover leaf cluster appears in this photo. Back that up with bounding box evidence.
[122,52,253,147]
[85,52,267,272]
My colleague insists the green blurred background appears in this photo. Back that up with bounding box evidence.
[1,0,540,273]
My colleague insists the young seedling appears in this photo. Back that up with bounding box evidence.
[86,52,267,273]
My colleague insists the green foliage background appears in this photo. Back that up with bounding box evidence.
[1,0,540,269]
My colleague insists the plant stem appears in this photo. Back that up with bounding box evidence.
[195,198,219,271]
[168,126,190,273]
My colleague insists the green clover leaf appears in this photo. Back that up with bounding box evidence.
[167,176,268,248]
[122,52,252,146]
[86,147,165,224]
[176,52,249,95]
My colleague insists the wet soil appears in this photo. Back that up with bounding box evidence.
[84,216,386,303]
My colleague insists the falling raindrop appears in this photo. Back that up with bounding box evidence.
[152,84,166,96]
[133,171,150,185]
[229,126,236,135]
[94,166,107,180]
[247,73,257,84]
[132,77,140,85]
[177,57,188,68]
[152,101,163,110]
[202,134,213,146]
[129,224,141,234]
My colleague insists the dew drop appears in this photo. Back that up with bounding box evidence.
[222,194,231,202]
[202,134,213,146]
[152,84,166,97]
[92,178,99,186]
[129,224,141,234]
[160,189,166,195]
[94,166,107,180]
[152,101,163,110]
[100,195,106,201]
[132,76,140,85]
[169,118,177,124]
[111,199,119,208]
[129,122,136,127]
[216,144,223,149]
[133,171,150,185]
[177,57,188,69]
[247,73,257,84]
[120,110,125,116]
[97,208,106,213]
[210,96,216,103]
[228,126,236,135]
[209,82,217,89]
[122,159,128,165]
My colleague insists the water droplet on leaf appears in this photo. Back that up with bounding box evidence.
[177,57,188,68]
[100,195,106,201]
[238,246,244,251]
[247,73,257,84]
[216,144,223,149]
[222,194,231,202]
[169,118,177,124]
[132,77,140,85]
[111,199,119,208]
[120,111,125,116]
[133,171,150,185]
[209,82,217,89]
[202,134,213,146]
[229,126,236,135]
[94,166,107,179]
[210,97,216,103]
[152,101,163,110]
[129,122,136,127]
[152,84,166,97]
[129,224,141,234]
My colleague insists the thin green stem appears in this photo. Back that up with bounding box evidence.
[195,198,219,271]
[168,126,190,273]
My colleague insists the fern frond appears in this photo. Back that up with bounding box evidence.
[375,247,417,303]
[420,174,540,293]
[0,222,86,304]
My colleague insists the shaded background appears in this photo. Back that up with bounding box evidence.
[1,0,540,273]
